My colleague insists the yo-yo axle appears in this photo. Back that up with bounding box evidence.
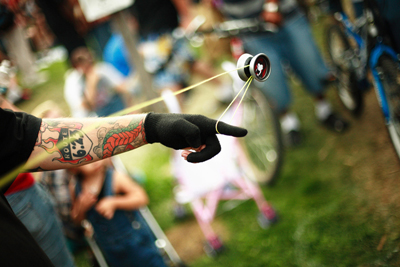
[237,53,271,82]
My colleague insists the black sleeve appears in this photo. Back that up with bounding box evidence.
[0,108,42,191]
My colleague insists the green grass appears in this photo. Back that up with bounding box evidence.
[17,60,70,114]
[15,16,400,266]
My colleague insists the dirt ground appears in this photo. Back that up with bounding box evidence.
[166,218,230,263]
[341,88,400,236]
[335,88,400,204]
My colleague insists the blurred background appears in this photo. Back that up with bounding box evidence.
[1,0,400,266]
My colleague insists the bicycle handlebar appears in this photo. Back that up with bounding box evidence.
[198,17,278,36]
[173,15,278,47]
[167,16,273,83]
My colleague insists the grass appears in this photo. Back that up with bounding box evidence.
[15,14,400,267]
[17,61,70,113]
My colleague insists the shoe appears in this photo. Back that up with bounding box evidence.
[280,112,302,147]
[284,130,302,147]
[322,72,337,86]
[320,113,349,133]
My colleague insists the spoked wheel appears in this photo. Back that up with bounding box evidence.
[376,55,400,159]
[238,87,284,186]
[326,24,364,116]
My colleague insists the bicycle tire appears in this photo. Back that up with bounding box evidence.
[326,24,364,116]
[237,86,284,186]
[375,55,400,159]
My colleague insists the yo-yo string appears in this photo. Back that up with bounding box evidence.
[110,67,244,117]
[0,65,249,188]
[215,76,253,134]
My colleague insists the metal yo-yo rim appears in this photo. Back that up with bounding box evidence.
[237,53,253,82]
[249,53,271,82]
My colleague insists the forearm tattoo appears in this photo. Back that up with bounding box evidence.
[93,119,147,159]
[35,118,147,168]
[37,121,93,164]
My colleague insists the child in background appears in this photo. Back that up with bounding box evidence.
[69,159,167,267]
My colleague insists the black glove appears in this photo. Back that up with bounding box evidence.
[144,113,248,163]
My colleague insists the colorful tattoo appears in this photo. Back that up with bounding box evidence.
[38,121,93,164]
[94,119,146,159]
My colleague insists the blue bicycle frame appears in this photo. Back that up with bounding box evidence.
[339,13,367,79]
[338,11,400,124]
[369,41,399,122]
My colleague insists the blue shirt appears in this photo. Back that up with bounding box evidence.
[103,34,133,77]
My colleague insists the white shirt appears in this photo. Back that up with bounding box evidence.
[64,63,125,118]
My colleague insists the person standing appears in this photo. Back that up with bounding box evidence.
[208,0,349,146]
[64,46,133,118]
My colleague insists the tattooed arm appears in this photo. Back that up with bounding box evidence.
[26,114,148,171]
[24,112,248,172]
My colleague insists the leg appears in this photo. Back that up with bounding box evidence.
[3,26,44,86]
[35,0,86,58]
[375,0,400,54]
[282,13,349,132]
[243,33,303,145]
[281,13,330,96]
[242,33,293,113]
[6,183,76,267]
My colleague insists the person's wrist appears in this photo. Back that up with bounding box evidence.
[144,112,159,144]
[106,198,117,211]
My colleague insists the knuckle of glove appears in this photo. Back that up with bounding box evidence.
[182,125,201,148]
[162,117,201,149]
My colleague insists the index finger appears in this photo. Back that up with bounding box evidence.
[215,121,248,137]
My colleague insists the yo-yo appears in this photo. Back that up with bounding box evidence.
[237,53,271,82]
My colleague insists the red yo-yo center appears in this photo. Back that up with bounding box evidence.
[250,54,271,82]
[253,56,269,80]
[237,53,271,82]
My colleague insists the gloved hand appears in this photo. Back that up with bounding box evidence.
[144,113,248,163]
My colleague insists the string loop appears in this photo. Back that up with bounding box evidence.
[215,76,253,134]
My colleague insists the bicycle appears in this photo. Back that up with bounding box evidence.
[325,0,400,158]
[180,16,284,186]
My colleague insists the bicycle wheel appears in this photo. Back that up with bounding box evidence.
[237,86,284,186]
[326,24,363,116]
[375,55,400,159]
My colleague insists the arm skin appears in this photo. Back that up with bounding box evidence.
[70,168,149,223]
[26,114,148,172]
[70,182,98,224]
[83,65,132,111]
[22,111,247,171]
[83,66,99,111]
[171,0,193,28]
[95,171,149,220]
[0,94,21,111]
